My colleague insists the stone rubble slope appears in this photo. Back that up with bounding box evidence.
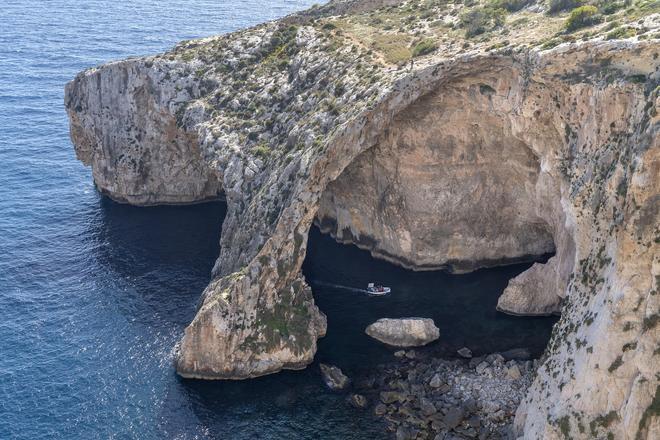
[355,350,539,439]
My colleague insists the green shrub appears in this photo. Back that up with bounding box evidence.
[540,37,562,49]
[253,144,271,159]
[490,8,507,28]
[461,9,487,37]
[598,0,624,14]
[547,0,584,13]
[270,25,298,49]
[565,5,601,31]
[411,39,438,57]
[262,24,299,63]
[489,0,530,12]
[603,20,621,30]
[460,7,507,37]
[606,26,636,39]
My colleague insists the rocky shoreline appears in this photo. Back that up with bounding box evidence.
[325,348,537,439]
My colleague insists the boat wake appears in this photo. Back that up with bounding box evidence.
[309,280,391,296]
[309,280,369,294]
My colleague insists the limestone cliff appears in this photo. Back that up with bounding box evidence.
[65,60,222,205]
[66,1,659,438]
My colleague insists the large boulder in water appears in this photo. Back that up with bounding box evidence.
[365,318,439,347]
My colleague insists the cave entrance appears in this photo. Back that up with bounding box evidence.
[316,78,558,274]
[302,225,557,372]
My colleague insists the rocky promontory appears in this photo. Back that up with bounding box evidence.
[66,0,659,438]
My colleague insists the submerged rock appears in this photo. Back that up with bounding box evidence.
[365,318,440,347]
[348,393,368,409]
[374,403,388,416]
[395,425,418,440]
[404,350,417,359]
[275,389,297,408]
[319,363,350,391]
[499,348,531,361]
[380,391,407,404]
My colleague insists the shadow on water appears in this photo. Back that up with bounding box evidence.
[172,225,557,439]
[90,197,384,438]
[92,197,226,326]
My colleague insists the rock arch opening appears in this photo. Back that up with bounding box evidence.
[313,72,570,320]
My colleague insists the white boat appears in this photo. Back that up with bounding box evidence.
[367,283,391,296]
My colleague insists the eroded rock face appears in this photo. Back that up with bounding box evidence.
[65,1,660,437]
[497,258,564,316]
[320,363,351,391]
[317,78,555,273]
[366,318,440,347]
[65,60,222,205]
[175,274,327,379]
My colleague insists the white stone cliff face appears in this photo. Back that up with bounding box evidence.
[65,59,222,205]
[65,4,659,437]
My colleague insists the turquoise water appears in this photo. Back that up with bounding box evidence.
[0,1,557,438]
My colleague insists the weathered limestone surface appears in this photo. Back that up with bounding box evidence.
[497,258,564,316]
[65,60,222,205]
[65,1,659,438]
[317,73,556,273]
[365,318,440,347]
[319,363,351,390]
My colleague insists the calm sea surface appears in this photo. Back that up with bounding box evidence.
[0,1,557,438]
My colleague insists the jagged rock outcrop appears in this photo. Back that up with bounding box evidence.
[366,318,440,347]
[497,259,565,315]
[66,1,659,438]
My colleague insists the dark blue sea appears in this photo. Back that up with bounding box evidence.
[0,1,557,438]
